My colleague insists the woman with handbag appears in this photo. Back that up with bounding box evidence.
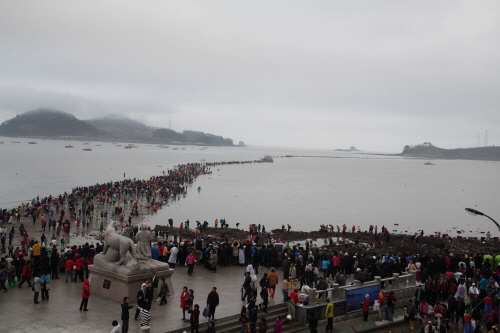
[180,286,189,320]
[260,287,269,313]
[239,305,248,333]
[33,272,42,304]
[41,271,50,301]
[184,289,194,321]
[159,278,169,306]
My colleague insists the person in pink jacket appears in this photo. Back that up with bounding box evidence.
[185,252,197,276]
[418,299,429,316]
[332,254,340,277]
[274,316,283,333]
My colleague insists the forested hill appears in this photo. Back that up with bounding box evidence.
[0,109,235,146]
[0,109,99,136]
[401,143,500,160]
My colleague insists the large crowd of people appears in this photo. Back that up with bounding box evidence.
[1,158,499,333]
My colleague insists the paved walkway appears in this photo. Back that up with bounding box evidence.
[0,264,284,333]
[0,263,443,333]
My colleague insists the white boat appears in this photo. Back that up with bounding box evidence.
[28,142,37,144]
[65,145,74,148]
[83,148,92,151]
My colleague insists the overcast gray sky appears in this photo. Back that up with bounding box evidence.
[1,1,499,152]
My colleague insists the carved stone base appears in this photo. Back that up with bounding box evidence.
[89,264,175,303]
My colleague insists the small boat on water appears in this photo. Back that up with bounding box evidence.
[83,148,92,151]
[28,142,37,144]
[424,162,435,165]
[124,144,137,149]
[65,145,74,148]
[95,144,102,146]
[172,148,178,150]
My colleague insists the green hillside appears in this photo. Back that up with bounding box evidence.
[402,142,500,160]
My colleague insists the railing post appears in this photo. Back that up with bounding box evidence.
[331,283,340,299]
[374,276,382,290]
[408,270,417,285]
[392,273,400,288]
[309,288,317,304]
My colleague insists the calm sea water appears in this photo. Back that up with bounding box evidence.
[1,137,499,236]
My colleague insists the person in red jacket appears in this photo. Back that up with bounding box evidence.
[80,279,90,311]
[85,255,93,279]
[65,258,74,283]
[75,255,85,282]
[289,288,299,305]
[18,261,33,288]
[362,294,370,321]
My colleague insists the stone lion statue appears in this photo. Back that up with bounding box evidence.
[103,221,137,265]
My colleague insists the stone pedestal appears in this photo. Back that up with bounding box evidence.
[89,265,175,303]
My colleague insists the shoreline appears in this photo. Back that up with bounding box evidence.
[1,157,497,258]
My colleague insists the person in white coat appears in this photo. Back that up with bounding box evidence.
[168,245,178,268]
[246,264,257,282]
[238,245,246,266]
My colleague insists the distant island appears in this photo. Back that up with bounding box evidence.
[335,146,361,152]
[400,142,500,161]
[0,109,238,146]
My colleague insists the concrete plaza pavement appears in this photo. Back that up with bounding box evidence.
[0,262,444,333]
[0,263,279,333]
